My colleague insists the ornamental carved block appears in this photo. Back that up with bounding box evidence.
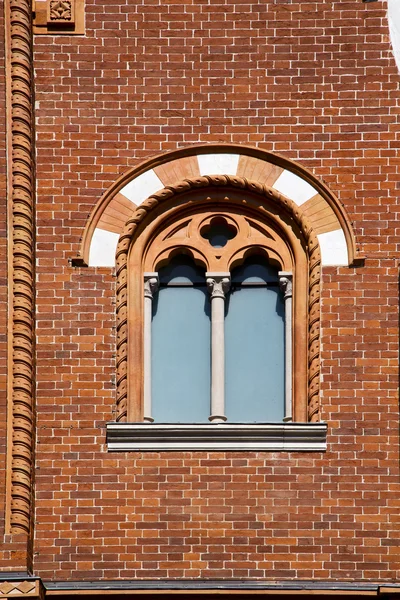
[33,0,85,34]
[48,0,74,22]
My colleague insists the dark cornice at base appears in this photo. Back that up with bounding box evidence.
[1,577,400,598]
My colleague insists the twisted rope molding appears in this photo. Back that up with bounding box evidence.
[115,175,321,424]
[9,0,35,534]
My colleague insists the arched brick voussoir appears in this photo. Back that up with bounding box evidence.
[78,145,359,268]
[114,175,322,424]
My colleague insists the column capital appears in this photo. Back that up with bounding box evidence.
[279,271,293,300]
[144,273,159,299]
[206,272,231,299]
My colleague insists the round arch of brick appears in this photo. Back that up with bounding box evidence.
[76,145,360,268]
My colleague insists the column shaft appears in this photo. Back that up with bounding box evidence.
[279,272,293,422]
[206,273,230,423]
[143,273,159,423]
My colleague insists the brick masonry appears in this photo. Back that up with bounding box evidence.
[1,0,400,585]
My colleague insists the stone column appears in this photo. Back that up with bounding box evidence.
[143,273,159,423]
[279,272,293,422]
[206,273,231,423]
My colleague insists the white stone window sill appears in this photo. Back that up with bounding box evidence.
[106,422,327,452]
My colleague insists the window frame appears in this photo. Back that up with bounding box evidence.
[108,178,327,451]
[143,258,289,425]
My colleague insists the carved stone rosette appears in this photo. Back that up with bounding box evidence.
[9,0,35,535]
[115,175,321,424]
[48,0,73,22]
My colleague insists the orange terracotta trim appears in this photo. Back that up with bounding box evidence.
[127,202,303,422]
[115,175,321,424]
[154,155,201,186]
[8,0,36,544]
[97,192,137,234]
[76,144,358,267]
[0,579,44,599]
[5,0,14,538]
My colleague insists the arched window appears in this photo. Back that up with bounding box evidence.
[225,257,285,423]
[148,253,286,425]
[151,255,211,423]
[107,180,327,451]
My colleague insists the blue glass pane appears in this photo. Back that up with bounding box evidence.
[152,259,210,422]
[204,224,236,248]
[225,260,285,422]
[209,233,229,248]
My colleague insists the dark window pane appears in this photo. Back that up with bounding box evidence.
[201,217,237,248]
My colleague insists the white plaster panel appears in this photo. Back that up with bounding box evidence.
[89,228,120,267]
[198,153,240,176]
[388,0,400,73]
[272,170,316,206]
[318,229,348,266]
[120,169,164,206]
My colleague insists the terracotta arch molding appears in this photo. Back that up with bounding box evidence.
[73,145,360,269]
[114,175,321,425]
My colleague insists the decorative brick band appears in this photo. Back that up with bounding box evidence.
[9,0,35,535]
[0,579,43,599]
[115,175,321,424]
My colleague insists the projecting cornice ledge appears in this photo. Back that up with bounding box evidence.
[106,422,328,452]
[43,580,400,597]
[2,576,400,598]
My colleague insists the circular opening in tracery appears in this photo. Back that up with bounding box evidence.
[200,217,237,248]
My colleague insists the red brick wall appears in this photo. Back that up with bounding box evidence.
[30,0,400,581]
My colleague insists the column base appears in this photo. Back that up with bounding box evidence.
[208,415,227,423]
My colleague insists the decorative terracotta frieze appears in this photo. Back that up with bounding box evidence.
[0,579,44,599]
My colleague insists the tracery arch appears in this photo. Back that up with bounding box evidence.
[115,175,322,428]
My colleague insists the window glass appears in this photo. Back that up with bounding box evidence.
[225,257,285,421]
[151,256,211,422]
[201,217,237,248]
